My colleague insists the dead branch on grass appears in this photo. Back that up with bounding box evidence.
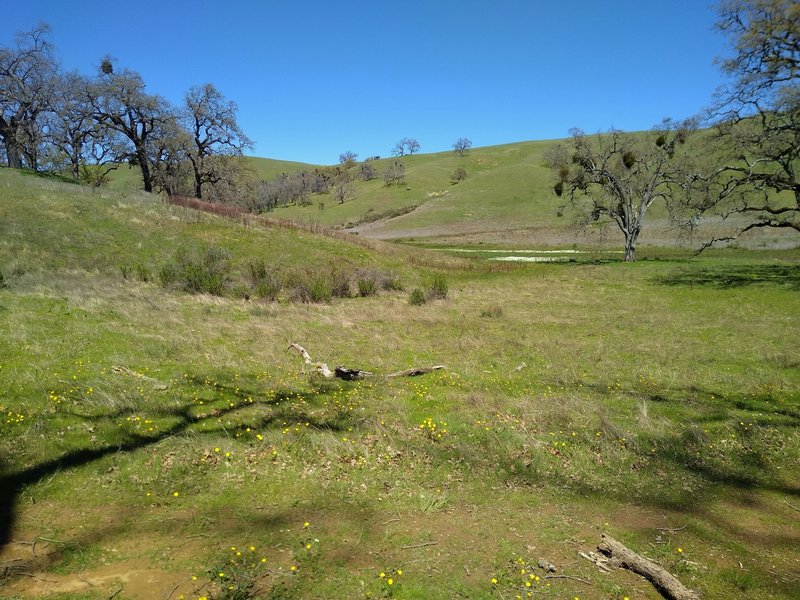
[288,343,444,381]
[597,533,699,600]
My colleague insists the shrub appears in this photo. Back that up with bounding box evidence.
[330,269,351,298]
[352,268,403,296]
[160,245,232,296]
[289,270,334,303]
[0,271,6,289]
[450,167,467,184]
[426,275,449,300]
[135,263,151,282]
[248,259,282,301]
[356,276,378,297]
[409,288,426,305]
[231,284,251,300]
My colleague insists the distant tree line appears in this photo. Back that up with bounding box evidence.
[0,23,251,201]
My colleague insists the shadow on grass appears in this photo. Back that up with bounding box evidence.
[656,263,800,289]
[0,374,354,553]
[480,380,800,520]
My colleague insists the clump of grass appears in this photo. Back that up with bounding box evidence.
[480,306,503,318]
[289,270,333,303]
[409,276,449,305]
[330,268,351,298]
[159,245,232,296]
[135,263,151,282]
[354,268,402,296]
[427,275,448,299]
[409,288,426,305]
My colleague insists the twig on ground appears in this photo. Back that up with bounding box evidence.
[656,525,687,533]
[783,497,800,513]
[400,541,438,550]
[543,574,592,585]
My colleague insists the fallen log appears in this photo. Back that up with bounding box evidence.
[597,533,699,600]
[288,343,444,380]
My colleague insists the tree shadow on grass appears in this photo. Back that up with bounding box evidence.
[655,263,800,289]
[0,374,354,553]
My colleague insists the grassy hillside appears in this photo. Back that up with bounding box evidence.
[102,138,799,251]
[275,141,567,239]
[1,170,799,600]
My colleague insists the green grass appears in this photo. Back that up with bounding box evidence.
[0,170,798,600]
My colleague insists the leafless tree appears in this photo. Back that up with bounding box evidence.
[383,160,406,186]
[333,178,354,203]
[0,23,57,170]
[84,66,174,192]
[183,83,252,199]
[405,137,421,155]
[391,140,405,156]
[452,137,472,156]
[549,122,695,261]
[338,150,358,168]
[678,0,800,248]
[358,162,376,181]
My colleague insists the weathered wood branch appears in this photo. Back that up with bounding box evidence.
[288,343,444,380]
[597,533,699,600]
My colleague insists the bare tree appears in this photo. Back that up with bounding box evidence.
[452,137,472,156]
[391,138,421,157]
[338,150,358,168]
[358,162,376,181]
[183,83,252,199]
[549,123,694,261]
[679,0,800,247]
[0,23,57,170]
[333,178,354,203]
[383,160,406,186]
[84,66,174,192]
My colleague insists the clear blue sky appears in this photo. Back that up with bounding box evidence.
[4,0,728,165]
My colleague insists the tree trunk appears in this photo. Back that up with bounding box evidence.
[624,234,636,262]
[194,171,203,199]
[136,146,153,193]
[3,137,23,169]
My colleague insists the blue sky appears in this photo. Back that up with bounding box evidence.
[4,1,729,165]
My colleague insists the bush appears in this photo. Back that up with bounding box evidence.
[450,167,467,184]
[330,269,351,298]
[248,259,282,301]
[289,270,334,303]
[135,263,151,282]
[356,276,378,297]
[353,268,399,296]
[0,271,6,289]
[160,245,232,296]
[409,288,426,305]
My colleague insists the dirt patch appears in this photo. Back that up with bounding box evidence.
[2,560,192,599]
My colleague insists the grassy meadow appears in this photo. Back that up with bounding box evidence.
[1,168,799,599]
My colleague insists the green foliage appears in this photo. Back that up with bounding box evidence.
[408,288,426,305]
[480,306,503,318]
[356,276,378,297]
[450,167,467,184]
[426,275,449,300]
[160,245,232,296]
